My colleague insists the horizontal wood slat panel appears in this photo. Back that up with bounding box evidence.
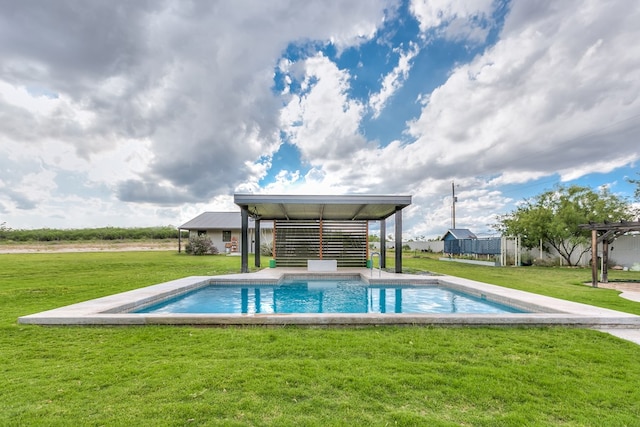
[274,220,367,267]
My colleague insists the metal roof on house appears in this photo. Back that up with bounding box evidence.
[234,194,412,221]
[443,229,477,240]
[179,212,273,230]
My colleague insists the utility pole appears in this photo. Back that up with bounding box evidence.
[451,181,457,229]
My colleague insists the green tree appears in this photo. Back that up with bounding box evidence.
[495,185,635,266]
[0,221,9,240]
[627,172,640,201]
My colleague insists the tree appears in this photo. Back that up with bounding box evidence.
[627,172,640,201]
[495,185,635,266]
[0,221,10,240]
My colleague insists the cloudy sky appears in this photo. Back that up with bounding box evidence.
[1,0,639,238]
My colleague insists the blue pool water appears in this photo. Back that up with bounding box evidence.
[135,279,527,314]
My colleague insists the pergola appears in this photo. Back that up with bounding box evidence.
[579,221,640,287]
[234,194,412,273]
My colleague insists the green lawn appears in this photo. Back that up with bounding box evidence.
[2,251,640,426]
[401,254,640,315]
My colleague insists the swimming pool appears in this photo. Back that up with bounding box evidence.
[135,279,526,314]
[18,268,640,328]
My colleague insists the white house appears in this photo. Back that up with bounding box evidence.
[178,212,273,254]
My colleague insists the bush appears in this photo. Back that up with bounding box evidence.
[520,253,534,266]
[260,242,273,256]
[533,257,562,267]
[185,236,219,255]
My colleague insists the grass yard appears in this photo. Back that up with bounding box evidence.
[2,251,640,426]
[401,254,640,316]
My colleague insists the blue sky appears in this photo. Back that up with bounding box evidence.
[0,0,638,238]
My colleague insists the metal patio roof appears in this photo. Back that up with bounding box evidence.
[234,194,412,221]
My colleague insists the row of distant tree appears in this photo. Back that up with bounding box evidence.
[0,225,186,242]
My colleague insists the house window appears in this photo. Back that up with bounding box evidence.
[222,230,232,242]
[197,230,207,236]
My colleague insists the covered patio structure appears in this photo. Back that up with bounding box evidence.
[234,194,412,273]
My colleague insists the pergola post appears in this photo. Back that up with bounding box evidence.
[380,219,386,269]
[255,219,261,268]
[395,208,402,273]
[319,219,324,260]
[602,239,609,283]
[591,229,598,287]
[241,208,249,273]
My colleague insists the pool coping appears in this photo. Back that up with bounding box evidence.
[18,268,640,331]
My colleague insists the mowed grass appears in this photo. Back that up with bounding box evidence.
[401,254,640,315]
[2,252,640,426]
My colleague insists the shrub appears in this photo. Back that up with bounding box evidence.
[533,257,562,267]
[185,236,219,255]
[260,242,273,256]
[520,252,534,266]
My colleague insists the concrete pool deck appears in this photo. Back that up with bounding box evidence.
[18,268,640,344]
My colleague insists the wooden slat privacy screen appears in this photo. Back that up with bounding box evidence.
[274,220,368,267]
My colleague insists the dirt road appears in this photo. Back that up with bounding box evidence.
[0,240,179,254]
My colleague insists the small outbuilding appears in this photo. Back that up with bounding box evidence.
[442,229,477,241]
[442,228,478,255]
